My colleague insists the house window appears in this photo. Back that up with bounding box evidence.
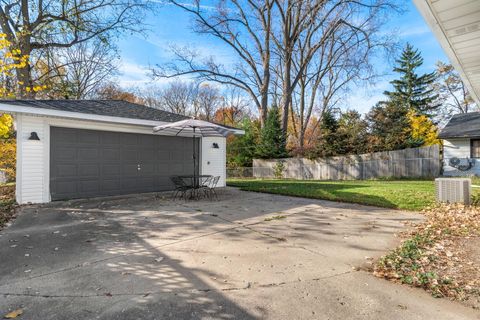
[471,139,480,158]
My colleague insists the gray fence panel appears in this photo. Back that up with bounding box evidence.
[244,145,441,180]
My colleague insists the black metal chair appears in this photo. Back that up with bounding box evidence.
[170,176,190,200]
[208,176,221,200]
[199,176,213,199]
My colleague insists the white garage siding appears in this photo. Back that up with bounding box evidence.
[15,113,226,204]
[201,137,227,187]
[442,138,480,176]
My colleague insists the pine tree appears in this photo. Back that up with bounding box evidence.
[227,118,259,167]
[256,106,288,159]
[366,101,422,152]
[313,110,341,157]
[384,43,438,117]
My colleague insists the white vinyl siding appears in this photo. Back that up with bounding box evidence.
[442,138,480,176]
[443,139,471,159]
[201,136,226,187]
[15,113,227,204]
[16,114,47,204]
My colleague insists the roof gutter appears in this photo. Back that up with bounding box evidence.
[413,0,480,106]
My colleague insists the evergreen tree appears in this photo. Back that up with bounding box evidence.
[335,110,368,155]
[227,118,259,167]
[256,106,288,159]
[366,101,422,152]
[384,43,438,117]
[312,110,341,158]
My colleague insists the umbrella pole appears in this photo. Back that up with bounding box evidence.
[193,127,196,194]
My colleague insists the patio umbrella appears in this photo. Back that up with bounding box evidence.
[153,118,235,186]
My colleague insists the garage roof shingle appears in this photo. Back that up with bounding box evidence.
[0,99,189,123]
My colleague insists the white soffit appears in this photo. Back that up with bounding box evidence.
[413,0,480,105]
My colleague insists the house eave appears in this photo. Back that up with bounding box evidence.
[413,0,480,106]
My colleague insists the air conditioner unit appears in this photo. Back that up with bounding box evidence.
[435,178,471,205]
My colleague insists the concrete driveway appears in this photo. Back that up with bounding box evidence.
[0,188,478,320]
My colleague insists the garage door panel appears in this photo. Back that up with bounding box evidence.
[123,135,138,145]
[77,148,99,161]
[78,131,99,144]
[138,149,156,162]
[102,132,121,145]
[78,164,99,176]
[102,148,121,161]
[50,127,198,200]
[55,181,78,194]
[121,148,138,162]
[55,164,77,177]
[53,148,76,161]
[122,164,139,176]
[57,129,77,144]
[102,179,122,192]
[139,163,155,175]
[79,180,100,192]
[103,164,121,177]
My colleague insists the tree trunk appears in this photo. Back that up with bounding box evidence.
[16,41,34,99]
[281,57,291,135]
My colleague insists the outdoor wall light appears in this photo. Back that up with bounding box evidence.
[212,143,219,149]
[28,132,40,141]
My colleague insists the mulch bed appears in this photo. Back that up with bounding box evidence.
[374,204,480,309]
[0,184,17,230]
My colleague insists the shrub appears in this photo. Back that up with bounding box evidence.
[273,161,285,179]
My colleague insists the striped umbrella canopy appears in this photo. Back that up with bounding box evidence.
[153,119,236,189]
[153,118,234,137]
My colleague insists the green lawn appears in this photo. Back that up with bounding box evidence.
[227,179,436,211]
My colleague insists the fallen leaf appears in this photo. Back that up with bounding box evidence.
[4,309,23,318]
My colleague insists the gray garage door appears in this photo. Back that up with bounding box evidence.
[50,127,198,200]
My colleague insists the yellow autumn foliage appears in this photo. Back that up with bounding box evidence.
[0,114,12,138]
[0,138,15,182]
[407,110,440,146]
[0,33,34,183]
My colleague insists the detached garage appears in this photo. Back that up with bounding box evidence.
[0,100,242,204]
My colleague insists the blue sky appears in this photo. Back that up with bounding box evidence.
[116,1,448,115]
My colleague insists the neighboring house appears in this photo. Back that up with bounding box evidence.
[0,100,243,204]
[439,112,480,176]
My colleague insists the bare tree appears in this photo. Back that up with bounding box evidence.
[36,38,119,99]
[153,0,274,126]
[195,83,221,121]
[159,81,199,116]
[433,61,478,122]
[272,0,394,135]
[93,82,144,104]
[0,0,148,97]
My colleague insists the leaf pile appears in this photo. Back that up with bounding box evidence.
[374,204,480,307]
[0,184,16,229]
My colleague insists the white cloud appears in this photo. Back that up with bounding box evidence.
[399,25,430,37]
[117,60,152,88]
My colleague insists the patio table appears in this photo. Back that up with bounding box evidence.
[176,175,212,199]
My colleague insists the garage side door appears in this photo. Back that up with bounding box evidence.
[50,127,198,200]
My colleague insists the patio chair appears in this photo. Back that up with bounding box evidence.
[199,176,213,199]
[170,176,190,200]
[208,176,221,200]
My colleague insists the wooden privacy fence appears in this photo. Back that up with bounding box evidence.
[252,145,441,180]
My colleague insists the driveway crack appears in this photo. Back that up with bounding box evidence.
[0,270,355,299]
